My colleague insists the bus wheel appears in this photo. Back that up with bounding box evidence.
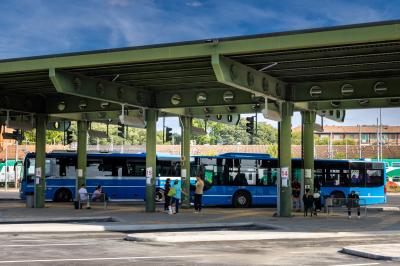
[233,191,251,208]
[54,189,72,202]
[155,189,164,202]
[330,191,345,207]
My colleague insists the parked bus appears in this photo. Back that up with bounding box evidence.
[20,152,386,207]
[184,153,386,207]
[20,152,181,201]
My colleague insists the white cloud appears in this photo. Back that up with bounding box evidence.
[186,1,203,7]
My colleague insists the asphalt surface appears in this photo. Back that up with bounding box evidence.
[0,231,398,265]
[0,191,398,265]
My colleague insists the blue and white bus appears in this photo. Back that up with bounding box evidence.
[20,151,386,207]
[187,153,386,207]
[20,151,182,202]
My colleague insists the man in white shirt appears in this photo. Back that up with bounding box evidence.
[78,184,88,209]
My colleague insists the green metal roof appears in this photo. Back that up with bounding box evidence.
[0,20,399,121]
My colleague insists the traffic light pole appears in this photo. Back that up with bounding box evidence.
[34,114,46,208]
[145,109,157,212]
[76,120,88,200]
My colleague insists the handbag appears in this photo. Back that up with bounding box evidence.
[167,187,176,197]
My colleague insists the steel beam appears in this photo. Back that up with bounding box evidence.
[46,95,121,114]
[76,120,88,200]
[180,116,191,208]
[278,102,293,217]
[145,109,157,212]
[49,68,153,108]
[157,87,257,109]
[293,77,400,102]
[212,55,286,101]
[1,22,399,74]
[34,114,46,208]
[311,98,400,110]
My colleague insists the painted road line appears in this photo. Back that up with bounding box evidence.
[0,254,212,264]
[0,243,93,247]
[330,263,380,266]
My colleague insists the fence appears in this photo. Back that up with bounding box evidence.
[325,197,367,217]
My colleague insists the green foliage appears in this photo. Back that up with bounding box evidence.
[332,138,356,145]
[334,152,346,159]
[266,144,278,157]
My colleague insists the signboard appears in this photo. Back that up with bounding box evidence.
[146,167,153,185]
[77,169,83,177]
[305,169,312,179]
[35,167,41,177]
[181,169,187,181]
[281,167,289,187]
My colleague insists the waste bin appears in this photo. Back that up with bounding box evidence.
[25,192,34,208]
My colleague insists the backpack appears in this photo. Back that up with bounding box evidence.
[167,187,176,197]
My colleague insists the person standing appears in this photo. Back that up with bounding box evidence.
[171,179,187,214]
[194,175,204,213]
[347,190,361,219]
[164,178,171,212]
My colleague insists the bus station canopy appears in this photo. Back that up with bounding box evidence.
[0,20,400,122]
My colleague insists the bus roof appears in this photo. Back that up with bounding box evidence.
[25,152,180,160]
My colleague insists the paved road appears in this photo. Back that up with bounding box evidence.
[0,231,398,265]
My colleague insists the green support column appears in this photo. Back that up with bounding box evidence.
[301,111,316,196]
[34,114,46,208]
[145,109,157,212]
[278,102,293,217]
[76,120,88,200]
[180,116,191,208]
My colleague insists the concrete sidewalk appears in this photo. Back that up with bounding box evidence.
[2,201,400,233]
[126,230,400,243]
[342,243,400,261]
[0,222,262,233]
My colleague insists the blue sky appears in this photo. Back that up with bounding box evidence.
[0,0,399,131]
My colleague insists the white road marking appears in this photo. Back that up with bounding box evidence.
[1,243,93,247]
[330,263,380,266]
[0,254,209,264]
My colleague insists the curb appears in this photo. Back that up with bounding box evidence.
[367,206,400,212]
[341,247,400,261]
[125,222,278,241]
[0,216,114,224]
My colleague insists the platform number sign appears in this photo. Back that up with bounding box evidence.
[281,167,289,187]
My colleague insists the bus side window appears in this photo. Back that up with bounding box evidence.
[57,157,76,177]
[87,160,103,177]
[126,160,146,177]
[366,169,383,187]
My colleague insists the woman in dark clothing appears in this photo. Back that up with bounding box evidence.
[302,189,314,217]
[164,178,171,212]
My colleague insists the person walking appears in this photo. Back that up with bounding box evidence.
[347,190,361,219]
[171,179,187,214]
[164,178,171,212]
[194,175,204,213]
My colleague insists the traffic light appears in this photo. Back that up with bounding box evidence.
[165,127,172,142]
[66,130,73,145]
[3,129,24,144]
[117,122,125,138]
[246,117,255,135]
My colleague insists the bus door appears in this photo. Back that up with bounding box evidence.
[257,159,278,205]
[355,162,385,204]
[200,157,234,206]
[123,158,146,200]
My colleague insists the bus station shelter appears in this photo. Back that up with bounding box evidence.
[0,20,399,216]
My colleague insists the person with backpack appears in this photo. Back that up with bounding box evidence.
[347,190,361,219]
[164,178,171,212]
[302,188,314,217]
[169,179,187,214]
